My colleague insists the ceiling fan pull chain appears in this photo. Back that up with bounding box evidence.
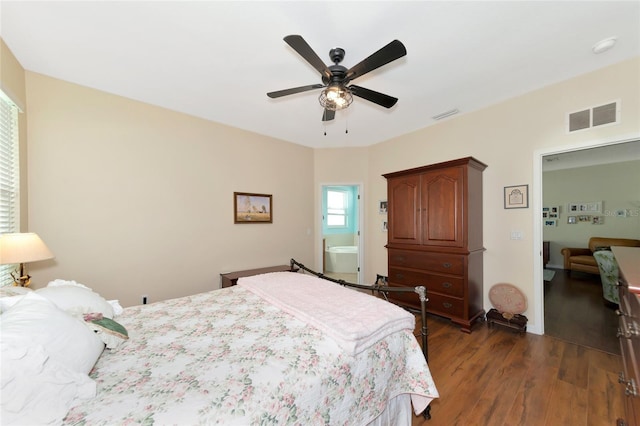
[345,119,349,134]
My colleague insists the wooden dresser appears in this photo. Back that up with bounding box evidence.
[613,246,640,426]
[383,157,487,333]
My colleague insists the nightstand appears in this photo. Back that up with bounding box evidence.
[220,265,298,288]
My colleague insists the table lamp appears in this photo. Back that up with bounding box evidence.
[0,233,54,287]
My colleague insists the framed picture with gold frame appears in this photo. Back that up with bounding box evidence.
[234,192,272,223]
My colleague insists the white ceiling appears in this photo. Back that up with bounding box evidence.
[542,140,640,171]
[1,1,639,149]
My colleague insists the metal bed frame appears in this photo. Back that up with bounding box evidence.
[289,258,432,420]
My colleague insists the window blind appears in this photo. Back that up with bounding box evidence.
[0,91,20,286]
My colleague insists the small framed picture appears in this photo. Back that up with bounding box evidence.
[234,192,273,223]
[544,220,557,227]
[615,209,627,217]
[379,200,388,214]
[567,216,577,224]
[586,202,602,213]
[568,201,602,214]
[593,216,604,225]
[504,185,529,209]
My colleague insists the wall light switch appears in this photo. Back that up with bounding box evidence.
[510,231,523,240]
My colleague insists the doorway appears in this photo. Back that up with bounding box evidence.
[320,184,361,283]
[532,136,640,336]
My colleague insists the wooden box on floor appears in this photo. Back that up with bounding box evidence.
[486,308,528,334]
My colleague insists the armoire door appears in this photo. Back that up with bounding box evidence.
[387,174,421,245]
[420,166,464,247]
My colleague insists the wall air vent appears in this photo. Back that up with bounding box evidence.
[567,100,619,133]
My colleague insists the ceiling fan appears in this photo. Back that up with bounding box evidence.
[267,35,407,122]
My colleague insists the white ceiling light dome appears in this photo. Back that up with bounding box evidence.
[592,37,618,54]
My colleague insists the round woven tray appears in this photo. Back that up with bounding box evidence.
[489,283,527,315]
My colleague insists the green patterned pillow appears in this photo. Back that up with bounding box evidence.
[86,317,129,349]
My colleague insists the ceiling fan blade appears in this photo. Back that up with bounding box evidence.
[350,85,398,108]
[267,84,324,98]
[322,109,335,122]
[284,35,332,80]
[345,40,406,82]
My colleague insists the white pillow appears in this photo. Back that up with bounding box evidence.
[1,292,105,375]
[108,299,124,317]
[0,286,33,314]
[0,342,96,425]
[36,285,114,319]
[47,278,91,290]
[0,295,24,314]
[0,286,33,296]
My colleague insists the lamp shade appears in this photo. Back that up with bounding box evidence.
[0,233,54,265]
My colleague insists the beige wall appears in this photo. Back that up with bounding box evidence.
[0,38,29,230]
[25,72,315,307]
[316,57,639,333]
[543,160,640,267]
[4,32,639,333]
[313,147,369,269]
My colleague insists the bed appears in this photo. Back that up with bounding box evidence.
[0,259,438,425]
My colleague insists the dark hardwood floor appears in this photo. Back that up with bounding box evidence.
[410,270,625,426]
[411,315,624,426]
[544,268,619,354]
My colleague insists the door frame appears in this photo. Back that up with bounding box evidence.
[531,132,640,335]
[318,182,364,284]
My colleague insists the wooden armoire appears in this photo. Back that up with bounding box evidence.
[383,157,487,333]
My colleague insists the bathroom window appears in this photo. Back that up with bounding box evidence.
[327,189,348,228]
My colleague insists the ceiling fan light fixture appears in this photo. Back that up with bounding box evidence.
[319,85,353,111]
[269,35,406,121]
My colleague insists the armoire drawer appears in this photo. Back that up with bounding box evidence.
[387,283,464,318]
[387,283,425,310]
[388,249,465,275]
[389,267,464,298]
[425,293,465,318]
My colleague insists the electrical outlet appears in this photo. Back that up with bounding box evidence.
[142,295,148,305]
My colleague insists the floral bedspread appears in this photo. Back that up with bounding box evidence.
[63,286,438,425]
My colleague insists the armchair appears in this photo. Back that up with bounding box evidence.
[560,237,640,274]
[593,250,619,306]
